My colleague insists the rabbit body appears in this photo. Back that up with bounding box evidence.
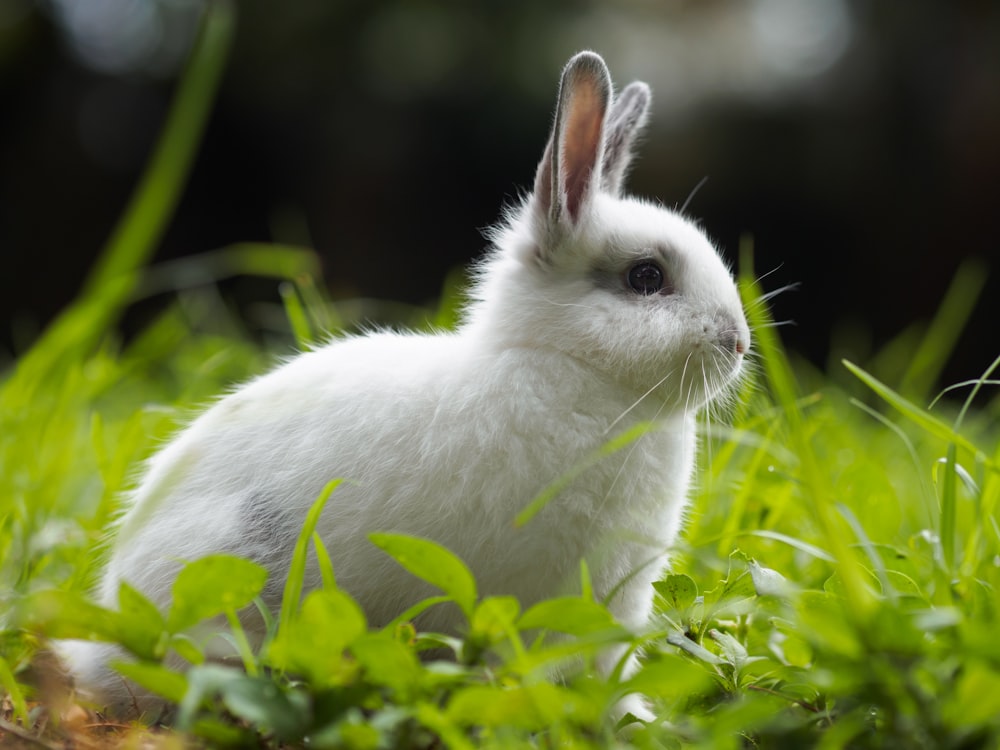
[62,51,749,718]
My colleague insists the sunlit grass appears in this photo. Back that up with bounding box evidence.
[2,2,999,747]
[4,211,998,750]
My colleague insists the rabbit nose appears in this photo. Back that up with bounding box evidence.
[719,329,741,354]
[716,315,749,355]
[735,329,750,355]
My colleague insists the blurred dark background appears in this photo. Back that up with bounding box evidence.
[1,0,998,387]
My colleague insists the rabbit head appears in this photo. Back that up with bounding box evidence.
[473,52,749,414]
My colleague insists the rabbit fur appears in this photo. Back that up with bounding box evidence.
[60,51,750,721]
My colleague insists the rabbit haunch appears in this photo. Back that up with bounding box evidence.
[61,51,750,718]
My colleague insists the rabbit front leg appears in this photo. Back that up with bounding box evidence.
[596,572,662,726]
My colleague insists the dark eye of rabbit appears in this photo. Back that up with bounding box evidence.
[626,262,665,295]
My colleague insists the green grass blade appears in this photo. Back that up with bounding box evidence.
[740,239,875,619]
[82,0,236,297]
[940,443,958,572]
[280,282,314,349]
[224,607,259,677]
[3,0,235,401]
[277,479,341,636]
[311,531,337,590]
[899,259,988,400]
[843,360,989,468]
[293,272,339,336]
[953,352,1000,432]
[515,420,658,528]
[739,530,836,563]
[136,243,322,297]
[929,380,1000,410]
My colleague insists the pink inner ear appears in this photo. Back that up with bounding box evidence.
[561,84,604,224]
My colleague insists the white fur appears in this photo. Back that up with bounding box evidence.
[60,51,749,720]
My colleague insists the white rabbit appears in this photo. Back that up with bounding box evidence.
[61,51,749,721]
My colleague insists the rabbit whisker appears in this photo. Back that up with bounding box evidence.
[589,387,672,534]
[758,282,800,302]
[605,367,678,435]
[753,264,785,286]
[755,319,797,329]
[679,175,710,215]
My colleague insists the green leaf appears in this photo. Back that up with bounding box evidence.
[653,574,698,612]
[794,592,862,658]
[626,653,715,702]
[220,676,311,742]
[707,628,764,674]
[113,660,189,706]
[167,554,269,633]
[351,632,421,696]
[369,533,477,620]
[666,631,724,665]
[175,663,248,730]
[518,596,619,636]
[116,582,167,659]
[414,703,476,750]
[702,568,757,620]
[189,718,257,748]
[383,595,453,633]
[463,596,523,665]
[770,631,813,668]
[469,596,521,644]
[19,590,123,643]
[268,588,366,686]
[448,683,596,730]
[308,709,384,750]
[942,660,1000,728]
[169,633,206,666]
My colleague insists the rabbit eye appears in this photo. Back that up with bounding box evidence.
[627,262,664,295]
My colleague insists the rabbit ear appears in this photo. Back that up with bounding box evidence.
[601,81,651,196]
[533,52,612,229]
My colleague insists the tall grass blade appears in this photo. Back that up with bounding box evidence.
[953,352,1000,432]
[4,0,235,399]
[83,0,235,297]
[940,443,958,572]
[279,282,314,349]
[276,479,341,636]
[740,238,875,618]
[136,243,321,297]
[899,259,988,400]
[516,420,658,528]
[843,360,989,468]
[311,531,336,590]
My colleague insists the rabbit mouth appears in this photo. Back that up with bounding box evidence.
[671,340,746,409]
[720,328,750,358]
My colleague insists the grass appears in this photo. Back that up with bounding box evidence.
[3,4,1000,747]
